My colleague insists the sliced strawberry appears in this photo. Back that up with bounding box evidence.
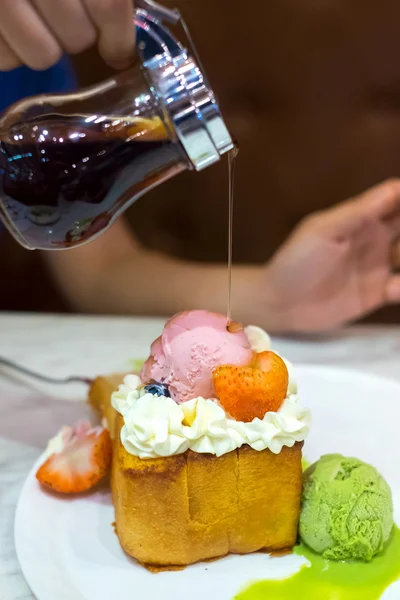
[252,350,282,371]
[213,351,288,422]
[36,421,112,494]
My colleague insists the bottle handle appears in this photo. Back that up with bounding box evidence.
[136,0,207,101]
[135,0,181,24]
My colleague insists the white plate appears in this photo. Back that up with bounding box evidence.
[15,365,400,600]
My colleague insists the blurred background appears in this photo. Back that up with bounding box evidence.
[1,0,400,322]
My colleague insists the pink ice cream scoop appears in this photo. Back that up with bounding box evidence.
[140,310,253,403]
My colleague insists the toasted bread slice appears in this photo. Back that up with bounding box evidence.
[89,374,126,438]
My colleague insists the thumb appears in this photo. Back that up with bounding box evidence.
[351,179,400,221]
[316,180,400,241]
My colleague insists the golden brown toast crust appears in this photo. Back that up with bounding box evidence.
[89,374,125,438]
[90,375,303,567]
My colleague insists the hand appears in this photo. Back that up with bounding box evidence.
[0,0,135,71]
[260,180,400,333]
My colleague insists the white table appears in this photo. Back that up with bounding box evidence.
[1,312,399,600]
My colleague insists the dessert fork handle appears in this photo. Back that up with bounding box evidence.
[0,356,93,386]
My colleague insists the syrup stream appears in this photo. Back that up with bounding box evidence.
[226,144,240,333]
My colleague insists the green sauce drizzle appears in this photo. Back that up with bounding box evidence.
[234,526,400,600]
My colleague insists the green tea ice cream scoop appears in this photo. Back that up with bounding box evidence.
[299,454,394,561]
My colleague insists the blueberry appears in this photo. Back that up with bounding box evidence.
[144,383,171,397]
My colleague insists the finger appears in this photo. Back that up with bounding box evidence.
[385,274,400,303]
[83,0,135,68]
[0,0,61,70]
[351,179,400,222]
[390,238,400,270]
[0,35,21,71]
[353,180,400,241]
[360,180,400,240]
[388,215,400,242]
[310,180,400,241]
[32,0,96,55]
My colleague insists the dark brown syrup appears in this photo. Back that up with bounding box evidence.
[0,113,184,248]
[226,144,242,332]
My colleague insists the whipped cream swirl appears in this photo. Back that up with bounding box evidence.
[112,369,310,460]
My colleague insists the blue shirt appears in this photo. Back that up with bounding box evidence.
[0,56,77,114]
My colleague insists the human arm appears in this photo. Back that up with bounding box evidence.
[43,217,261,319]
[44,179,400,333]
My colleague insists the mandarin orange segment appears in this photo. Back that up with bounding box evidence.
[213,351,288,422]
